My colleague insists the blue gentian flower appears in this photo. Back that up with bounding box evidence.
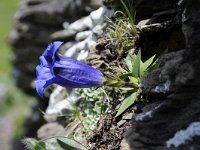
[35,41,105,97]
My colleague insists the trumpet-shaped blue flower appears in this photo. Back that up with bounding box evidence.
[35,41,104,97]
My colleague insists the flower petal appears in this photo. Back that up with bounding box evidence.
[39,56,50,67]
[52,54,104,87]
[54,75,103,88]
[35,79,55,97]
[35,80,47,97]
[53,62,104,87]
[42,41,63,64]
[36,65,53,80]
[35,65,55,96]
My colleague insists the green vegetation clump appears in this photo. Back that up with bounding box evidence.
[74,88,109,133]
[0,0,20,74]
[115,51,156,117]
[103,0,158,117]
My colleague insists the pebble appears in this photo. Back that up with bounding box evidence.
[117,120,126,127]
[122,113,133,120]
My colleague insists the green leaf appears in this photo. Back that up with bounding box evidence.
[41,136,88,150]
[22,138,46,150]
[125,55,134,71]
[146,60,158,73]
[119,72,132,80]
[22,138,38,150]
[115,92,138,117]
[140,55,156,77]
[120,0,136,31]
[34,141,46,150]
[44,137,63,150]
[128,76,139,85]
[57,137,87,150]
[132,50,141,78]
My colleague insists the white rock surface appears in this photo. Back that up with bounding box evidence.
[135,104,162,121]
[153,80,171,93]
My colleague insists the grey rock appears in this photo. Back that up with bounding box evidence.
[69,16,93,31]
[9,22,59,46]
[50,29,77,41]
[75,31,92,41]
[14,0,98,26]
[90,6,114,25]
[92,23,107,35]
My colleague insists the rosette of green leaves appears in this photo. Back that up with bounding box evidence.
[115,50,156,117]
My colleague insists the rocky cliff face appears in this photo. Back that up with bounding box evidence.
[126,0,200,149]
[9,0,200,149]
